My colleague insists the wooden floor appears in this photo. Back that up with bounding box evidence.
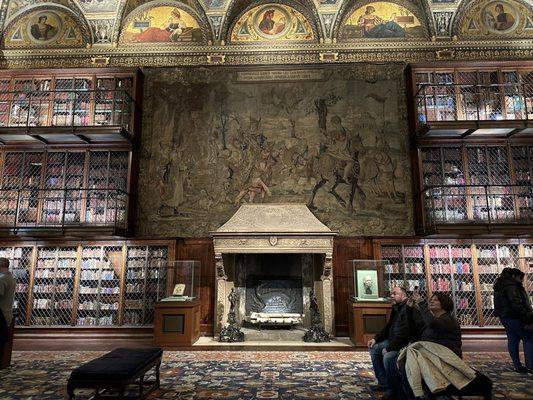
[13,334,511,352]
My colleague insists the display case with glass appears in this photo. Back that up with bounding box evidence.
[348,259,387,301]
[161,260,200,301]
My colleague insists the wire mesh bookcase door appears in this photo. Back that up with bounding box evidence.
[41,151,67,226]
[78,246,101,326]
[1,246,33,325]
[97,246,122,326]
[123,245,148,326]
[144,246,169,325]
[0,152,24,226]
[428,244,453,304]
[53,247,77,325]
[449,245,478,327]
[475,244,520,326]
[511,145,533,221]
[31,247,77,326]
[381,245,405,297]
[522,244,533,304]
[403,245,427,299]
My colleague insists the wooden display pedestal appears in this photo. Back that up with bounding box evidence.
[348,300,391,348]
[154,300,201,347]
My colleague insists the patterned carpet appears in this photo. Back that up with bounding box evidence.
[0,351,531,399]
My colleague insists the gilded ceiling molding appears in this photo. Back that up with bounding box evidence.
[1,3,93,48]
[1,39,532,68]
[118,0,213,45]
[332,0,432,41]
[221,0,323,44]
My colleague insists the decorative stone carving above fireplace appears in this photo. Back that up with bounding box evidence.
[211,204,337,336]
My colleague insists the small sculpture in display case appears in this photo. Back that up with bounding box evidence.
[349,259,387,301]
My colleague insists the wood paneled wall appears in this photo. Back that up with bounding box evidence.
[175,237,376,337]
[175,238,215,335]
[332,238,375,337]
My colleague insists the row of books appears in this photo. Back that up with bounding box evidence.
[81,270,118,280]
[34,283,70,293]
[428,247,472,258]
[38,259,76,269]
[385,263,424,274]
[35,269,73,279]
[39,249,77,259]
[78,301,118,310]
[79,286,120,294]
[76,316,115,326]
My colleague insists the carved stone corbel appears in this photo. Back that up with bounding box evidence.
[215,253,227,334]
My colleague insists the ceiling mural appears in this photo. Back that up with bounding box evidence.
[121,4,203,43]
[3,7,88,48]
[0,0,532,64]
[456,0,533,38]
[340,1,426,39]
[230,4,315,43]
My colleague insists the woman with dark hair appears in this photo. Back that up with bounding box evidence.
[409,290,462,357]
[494,267,533,373]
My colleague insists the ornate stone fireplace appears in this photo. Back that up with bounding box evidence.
[211,204,336,336]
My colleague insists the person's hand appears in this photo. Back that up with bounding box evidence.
[382,348,388,356]
[367,339,376,349]
[406,297,415,308]
[412,291,422,305]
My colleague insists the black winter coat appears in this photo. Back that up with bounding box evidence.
[374,301,424,352]
[493,276,533,325]
[417,302,462,358]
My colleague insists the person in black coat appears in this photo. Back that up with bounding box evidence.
[493,267,533,373]
[410,290,462,357]
[368,286,424,400]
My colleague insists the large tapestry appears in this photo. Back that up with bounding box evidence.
[137,66,414,237]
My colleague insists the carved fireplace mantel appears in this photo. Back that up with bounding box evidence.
[211,204,337,336]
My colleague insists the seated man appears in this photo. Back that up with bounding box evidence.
[368,286,422,400]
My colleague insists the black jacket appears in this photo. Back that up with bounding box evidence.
[375,301,424,352]
[417,302,462,358]
[493,276,533,325]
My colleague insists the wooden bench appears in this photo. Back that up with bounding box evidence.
[0,312,16,370]
[67,347,163,400]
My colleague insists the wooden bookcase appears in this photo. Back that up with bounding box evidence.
[0,69,141,130]
[376,238,532,328]
[0,239,175,328]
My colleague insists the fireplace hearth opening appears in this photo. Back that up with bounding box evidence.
[229,253,317,329]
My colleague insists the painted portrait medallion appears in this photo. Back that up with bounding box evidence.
[254,6,291,39]
[482,1,519,33]
[28,11,62,43]
[122,6,202,43]
[342,2,425,39]
[231,4,314,42]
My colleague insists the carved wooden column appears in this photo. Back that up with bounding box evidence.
[321,252,334,334]
[214,253,227,335]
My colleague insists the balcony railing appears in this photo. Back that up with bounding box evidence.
[0,89,135,132]
[0,188,129,233]
[415,83,533,128]
[422,184,533,230]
